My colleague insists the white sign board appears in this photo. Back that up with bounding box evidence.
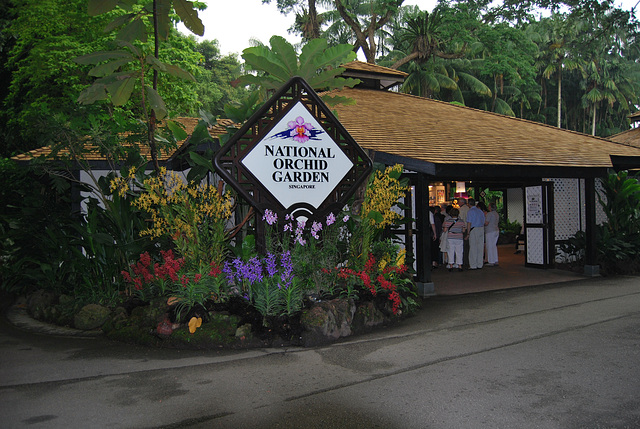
[241,101,354,209]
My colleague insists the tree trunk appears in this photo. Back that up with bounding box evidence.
[308,0,320,39]
[556,65,562,128]
[390,52,419,69]
[591,104,597,136]
[149,0,160,173]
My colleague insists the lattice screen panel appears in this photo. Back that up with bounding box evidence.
[545,178,581,241]
[595,178,606,225]
[526,227,545,264]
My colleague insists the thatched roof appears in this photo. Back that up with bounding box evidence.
[328,87,640,176]
[12,118,235,164]
[609,127,640,149]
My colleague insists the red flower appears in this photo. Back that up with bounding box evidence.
[364,253,376,273]
[139,252,151,267]
[194,273,202,283]
[209,263,222,277]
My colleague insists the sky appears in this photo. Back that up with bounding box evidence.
[181,0,639,58]
[181,0,435,56]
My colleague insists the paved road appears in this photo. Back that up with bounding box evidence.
[1,276,639,429]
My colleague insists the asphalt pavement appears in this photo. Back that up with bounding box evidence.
[1,275,639,429]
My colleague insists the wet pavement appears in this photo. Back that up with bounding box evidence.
[1,273,639,428]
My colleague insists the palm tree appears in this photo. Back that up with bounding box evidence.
[534,14,583,128]
[389,9,465,70]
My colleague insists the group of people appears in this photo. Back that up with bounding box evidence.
[430,198,500,272]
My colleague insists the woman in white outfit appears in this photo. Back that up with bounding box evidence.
[484,202,500,266]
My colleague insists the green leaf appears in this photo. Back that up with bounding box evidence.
[77,83,109,105]
[367,211,384,224]
[298,38,329,77]
[189,151,214,171]
[74,50,132,65]
[237,74,281,90]
[388,169,402,180]
[309,43,355,72]
[190,120,215,146]
[103,13,136,33]
[167,120,188,141]
[145,85,167,119]
[174,0,205,36]
[88,58,133,77]
[163,64,196,82]
[242,52,291,83]
[145,55,167,72]
[269,36,299,76]
[156,0,172,40]
[107,76,136,106]
[117,18,147,43]
[88,0,119,16]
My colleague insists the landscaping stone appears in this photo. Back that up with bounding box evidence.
[130,303,166,329]
[235,323,253,340]
[74,304,111,330]
[300,298,356,345]
[352,301,386,332]
[27,290,57,321]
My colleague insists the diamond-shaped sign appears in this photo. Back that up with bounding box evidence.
[214,76,372,226]
[241,101,353,209]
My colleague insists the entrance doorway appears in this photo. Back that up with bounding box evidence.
[430,244,582,295]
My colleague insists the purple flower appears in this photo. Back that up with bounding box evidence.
[287,116,314,143]
[342,215,350,223]
[247,256,263,283]
[326,212,336,226]
[265,253,278,277]
[311,221,323,239]
[223,261,235,284]
[281,251,293,280]
[294,219,307,245]
[262,209,278,226]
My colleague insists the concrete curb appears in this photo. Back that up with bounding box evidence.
[5,305,102,339]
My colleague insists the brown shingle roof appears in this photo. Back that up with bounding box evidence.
[341,61,408,77]
[329,88,640,168]
[609,127,640,149]
[12,117,236,163]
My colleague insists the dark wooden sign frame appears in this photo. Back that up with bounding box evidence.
[214,76,372,224]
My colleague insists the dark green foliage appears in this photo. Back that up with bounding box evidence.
[0,158,156,303]
[561,171,640,274]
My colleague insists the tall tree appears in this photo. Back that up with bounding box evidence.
[77,0,205,172]
[263,0,328,40]
[333,0,403,63]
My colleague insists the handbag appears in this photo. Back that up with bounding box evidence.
[439,231,449,252]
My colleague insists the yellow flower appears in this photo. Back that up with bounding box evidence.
[396,248,406,267]
[362,164,408,229]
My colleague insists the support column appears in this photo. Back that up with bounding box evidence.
[584,177,600,276]
[414,173,435,296]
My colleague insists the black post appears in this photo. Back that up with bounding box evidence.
[414,173,434,295]
[584,177,599,276]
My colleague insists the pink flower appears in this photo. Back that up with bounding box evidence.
[288,116,313,143]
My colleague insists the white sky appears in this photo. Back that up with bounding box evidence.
[183,0,639,57]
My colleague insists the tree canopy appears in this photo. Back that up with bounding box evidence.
[1,0,638,159]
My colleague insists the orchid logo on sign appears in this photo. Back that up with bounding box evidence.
[241,101,354,209]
